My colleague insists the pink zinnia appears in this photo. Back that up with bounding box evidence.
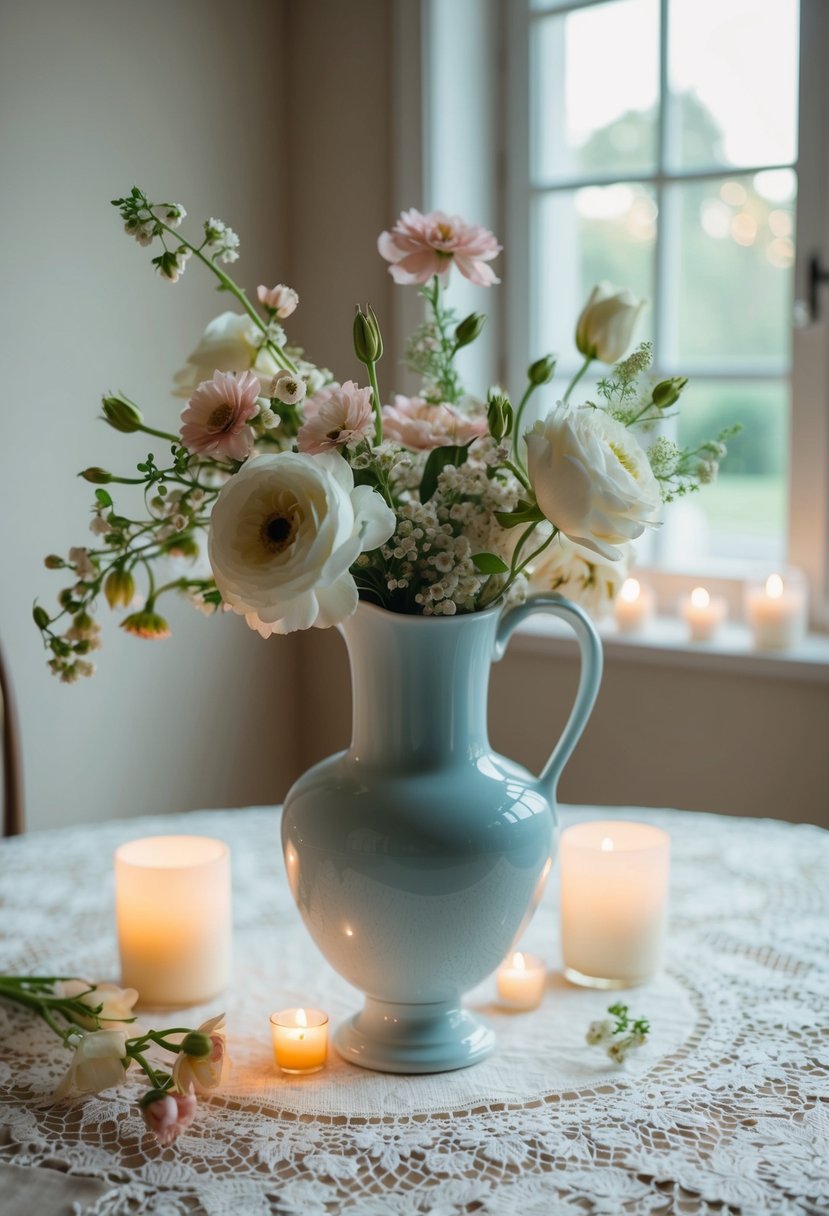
[297,380,375,454]
[141,1086,197,1147]
[378,209,501,287]
[180,370,261,461]
[382,396,488,451]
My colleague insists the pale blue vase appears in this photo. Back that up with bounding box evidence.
[281,595,602,1074]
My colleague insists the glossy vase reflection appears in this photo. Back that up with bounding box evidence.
[281,595,603,1074]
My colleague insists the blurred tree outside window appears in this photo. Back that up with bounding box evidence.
[528,0,799,568]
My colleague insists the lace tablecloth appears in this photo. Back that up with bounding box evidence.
[0,805,827,1216]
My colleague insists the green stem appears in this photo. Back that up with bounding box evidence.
[130,1049,161,1089]
[511,383,538,471]
[562,355,592,404]
[503,459,532,494]
[366,361,383,446]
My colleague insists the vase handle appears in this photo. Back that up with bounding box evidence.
[494,593,603,800]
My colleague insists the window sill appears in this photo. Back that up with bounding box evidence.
[513,614,829,683]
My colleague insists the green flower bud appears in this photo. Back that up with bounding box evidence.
[367,304,384,362]
[455,312,486,349]
[102,394,144,433]
[81,468,113,485]
[163,536,200,559]
[59,589,80,610]
[44,555,64,569]
[121,610,171,639]
[487,389,513,441]
[528,355,557,386]
[353,305,382,364]
[180,1031,212,1058]
[651,376,688,409]
[104,569,136,610]
[32,605,50,630]
[139,1087,172,1109]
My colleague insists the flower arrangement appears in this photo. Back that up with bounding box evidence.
[586,1001,651,1065]
[34,188,736,678]
[0,974,226,1146]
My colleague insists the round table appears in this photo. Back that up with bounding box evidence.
[0,805,827,1216]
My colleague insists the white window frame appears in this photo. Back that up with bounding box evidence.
[393,0,829,629]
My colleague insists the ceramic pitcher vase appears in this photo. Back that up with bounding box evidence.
[281,594,603,1074]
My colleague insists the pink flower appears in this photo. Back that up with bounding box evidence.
[180,370,261,461]
[378,209,501,286]
[172,1014,228,1094]
[297,380,375,454]
[141,1086,198,1147]
[257,284,299,318]
[382,396,488,451]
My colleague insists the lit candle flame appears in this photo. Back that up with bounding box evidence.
[621,577,641,603]
[691,587,710,609]
[296,1008,308,1028]
[601,836,614,852]
[766,573,784,599]
[513,951,526,971]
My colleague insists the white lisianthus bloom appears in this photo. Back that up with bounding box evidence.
[171,1014,228,1095]
[208,451,396,636]
[54,979,139,1030]
[173,312,280,399]
[52,1029,129,1101]
[575,283,645,364]
[526,404,661,560]
[528,534,632,619]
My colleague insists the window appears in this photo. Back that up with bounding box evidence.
[404,0,829,622]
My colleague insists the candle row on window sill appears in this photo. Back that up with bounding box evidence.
[615,572,808,650]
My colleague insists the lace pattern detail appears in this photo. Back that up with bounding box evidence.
[1,806,827,1214]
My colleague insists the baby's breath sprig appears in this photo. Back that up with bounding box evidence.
[586,1001,651,1065]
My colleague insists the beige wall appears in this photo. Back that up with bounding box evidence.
[0,0,303,828]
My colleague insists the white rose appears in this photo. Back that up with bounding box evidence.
[526,404,661,560]
[575,283,645,364]
[54,979,138,1030]
[173,311,280,398]
[52,1029,129,1101]
[528,534,632,619]
[208,450,396,635]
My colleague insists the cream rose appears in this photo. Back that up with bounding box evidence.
[54,979,138,1030]
[575,283,645,364]
[208,451,396,636]
[526,404,661,560]
[173,311,280,398]
[528,534,633,619]
[52,1029,129,1100]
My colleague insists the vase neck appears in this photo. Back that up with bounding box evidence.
[340,605,499,768]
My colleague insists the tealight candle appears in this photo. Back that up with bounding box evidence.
[614,577,655,635]
[270,1008,329,1074]
[745,572,807,650]
[681,586,727,642]
[115,836,231,1007]
[496,951,546,1010]
[560,821,670,988]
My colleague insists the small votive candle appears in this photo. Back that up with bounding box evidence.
[496,951,545,1010]
[560,821,670,988]
[745,572,807,651]
[270,1008,328,1074]
[681,586,727,642]
[614,577,655,635]
[115,836,231,1007]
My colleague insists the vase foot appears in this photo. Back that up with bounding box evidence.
[334,998,495,1074]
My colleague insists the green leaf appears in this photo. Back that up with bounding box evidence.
[94,489,113,508]
[419,443,471,503]
[471,553,509,575]
[494,506,546,529]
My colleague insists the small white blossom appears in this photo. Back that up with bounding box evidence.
[156,202,186,228]
[89,514,112,537]
[270,370,307,406]
[68,547,95,580]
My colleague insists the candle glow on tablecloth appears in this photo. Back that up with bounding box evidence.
[270,1007,328,1074]
[496,951,545,1010]
[114,835,231,1008]
[560,821,670,988]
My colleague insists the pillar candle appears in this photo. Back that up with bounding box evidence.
[614,578,655,634]
[745,572,807,650]
[115,836,231,1007]
[560,821,669,988]
[681,586,727,642]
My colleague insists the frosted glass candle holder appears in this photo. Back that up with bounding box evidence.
[745,571,807,651]
[115,836,231,1007]
[560,821,670,989]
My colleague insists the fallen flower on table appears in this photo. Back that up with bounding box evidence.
[0,974,227,1147]
[586,1001,651,1065]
